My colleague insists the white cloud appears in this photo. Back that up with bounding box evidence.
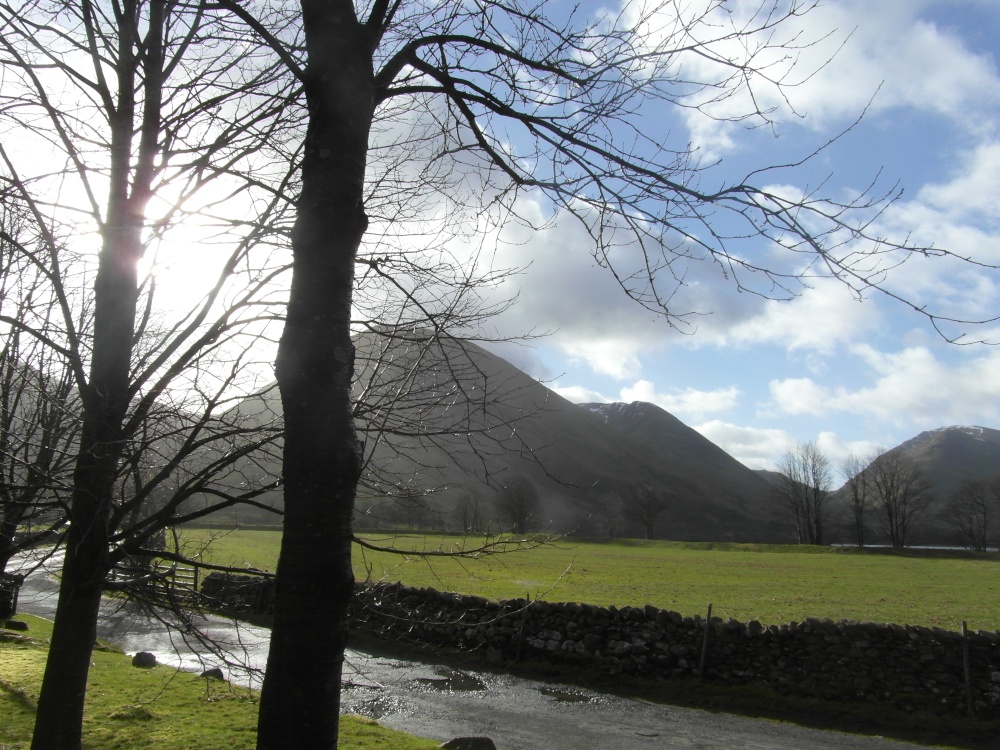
[814,431,882,469]
[564,339,645,380]
[693,420,793,470]
[767,345,1000,426]
[620,380,741,420]
[655,0,1000,154]
[693,422,883,472]
[919,142,1000,223]
[551,383,609,405]
[711,278,880,353]
[486,192,887,379]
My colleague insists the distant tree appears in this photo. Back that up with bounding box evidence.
[457,488,487,534]
[991,477,1000,525]
[633,484,665,540]
[840,453,870,547]
[494,476,541,535]
[943,479,994,552]
[0,203,78,572]
[774,441,831,545]
[866,448,932,548]
[395,485,431,530]
[598,492,625,539]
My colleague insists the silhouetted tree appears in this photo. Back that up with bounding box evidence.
[943,479,994,552]
[494,475,541,535]
[633,484,665,540]
[1,5,294,747]
[598,492,626,539]
[104,1,995,747]
[0,202,78,571]
[457,488,487,533]
[866,448,932,548]
[841,453,870,547]
[774,441,831,545]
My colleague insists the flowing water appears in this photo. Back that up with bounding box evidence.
[11,549,940,750]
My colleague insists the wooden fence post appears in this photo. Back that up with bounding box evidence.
[699,602,712,680]
[516,592,531,662]
[962,620,974,716]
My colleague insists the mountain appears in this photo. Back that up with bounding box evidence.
[831,426,1000,545]
[581,401,779,537]
[197,333,782,541]
[888,426,1000,498]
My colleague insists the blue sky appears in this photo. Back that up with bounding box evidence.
[482,0,1000,470]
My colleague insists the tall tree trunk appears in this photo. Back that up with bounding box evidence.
[30,213,143,750]
[256,4,373,749]
[31,3,162,746]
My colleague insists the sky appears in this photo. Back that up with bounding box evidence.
[8,0,997,475]
[479,0,1000,470]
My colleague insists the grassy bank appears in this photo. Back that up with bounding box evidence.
[184,529,1000,631]
[0,616,437,750]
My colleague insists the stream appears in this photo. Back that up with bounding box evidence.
[11,550,940,750]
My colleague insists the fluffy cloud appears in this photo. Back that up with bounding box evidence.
[620,380,741,420]
[814,431,883,468]
[767,345,1000,426]
[553,378,741,420]
[550,383,609,404]
[487,192,886,379]
[693,420,793,470]
[703,278,881,353]
[656,0,1000,154]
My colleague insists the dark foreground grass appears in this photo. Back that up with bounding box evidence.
[185,529,1000,631]
[0,616,438,750]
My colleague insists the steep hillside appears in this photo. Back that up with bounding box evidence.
[831,426,1000,545]
[582,401,778,537]
[889,426,1000,499]
[194,333,779,541]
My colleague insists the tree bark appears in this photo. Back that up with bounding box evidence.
[31,3,162,746]
[256,3,373,748]
[30,195,143,750]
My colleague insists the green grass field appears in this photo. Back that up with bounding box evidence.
[0,616,438,750]
[183,529,1000,631]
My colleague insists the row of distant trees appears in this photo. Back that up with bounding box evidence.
[355,478,542,535]
[354,476,669,540]
[773,441,1000,550]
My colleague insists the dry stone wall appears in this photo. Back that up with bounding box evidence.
[202,573,1000,717]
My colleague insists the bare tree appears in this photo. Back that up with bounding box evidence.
[180,1,997,747]
[598,492,626,539]
[494,475,542,535]
[774,441,831,545]
[633,484,665,540]
[943,479,994,552]
[0,4,300,747]
[865,448,932,549]
[456,488,487,534]
[0,201,78,572]
[841,453,869,548]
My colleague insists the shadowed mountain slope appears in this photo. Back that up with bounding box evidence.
[831,426,1000,545]
[199,334,779,541]
[885,426,1000,499]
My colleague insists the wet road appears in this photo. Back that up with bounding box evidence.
[13,551,940,750]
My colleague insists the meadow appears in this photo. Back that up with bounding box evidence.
[183,529,1000,631]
